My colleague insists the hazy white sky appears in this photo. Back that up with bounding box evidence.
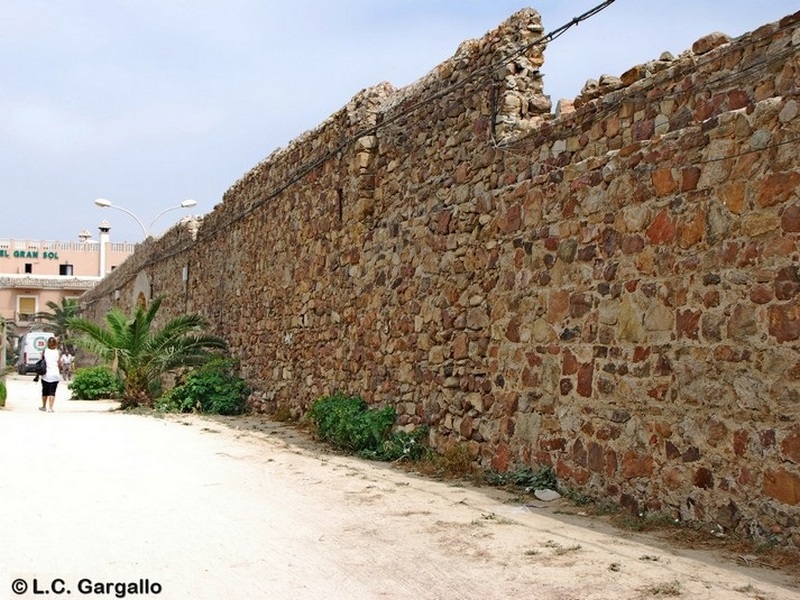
[2,1,797,242]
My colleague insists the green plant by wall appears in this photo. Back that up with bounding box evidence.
[0,379,6,407]
[485,466,557,492]
[68,366,124,400]
[307,392,427,461]
[155,358,250,415]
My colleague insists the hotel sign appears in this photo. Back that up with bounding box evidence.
[0,249,59,259]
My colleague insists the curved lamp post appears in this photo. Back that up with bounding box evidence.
[94,198,197,239]
[149,199,197,233]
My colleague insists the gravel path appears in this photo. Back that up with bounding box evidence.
[1,375,797,599]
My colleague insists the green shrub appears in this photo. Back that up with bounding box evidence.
[363,426,430,462]
[485,466,557,491]
[69,366,124,400]
[0,379,6,406]
[307,392,428,461]
[155,358,250,415]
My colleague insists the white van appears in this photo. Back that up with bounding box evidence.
[15,331,51,375]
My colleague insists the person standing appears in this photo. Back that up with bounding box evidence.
[39,337,62,413]
[59,348,74,381]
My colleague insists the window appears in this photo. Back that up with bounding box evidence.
[17,296,36,322]
[24,263,32,274]
[59,263,74,276]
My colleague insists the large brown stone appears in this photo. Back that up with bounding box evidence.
[646,210,676,245]
[621,451,654,479]
[763,468,800,506]
[768,300,800,342]
[692,32,732,55]
[577,362,594,398]
[781,204,800,232]
[758,172,800,207]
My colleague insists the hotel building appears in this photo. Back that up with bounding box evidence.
[0,222,135,366]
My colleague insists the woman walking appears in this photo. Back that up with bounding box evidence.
[39,337,62,413]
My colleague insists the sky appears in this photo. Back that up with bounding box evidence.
[2,1,798,243]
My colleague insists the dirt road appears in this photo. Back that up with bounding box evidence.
[1,374,797,599]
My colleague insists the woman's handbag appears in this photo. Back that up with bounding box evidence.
[34,355,47,376]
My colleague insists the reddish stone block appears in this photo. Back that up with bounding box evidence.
[569,293,592,318]
[572,439,588,466]
[790,361,800,381]
[605,449,618,476]
[763,468,800,506]
[704,290,720,308]
[573,467,591,485]
[733,430,749,457]
[521,367,538,387]
[633,346,651,362]
[547,289,570,323]
[621,451,654,479]
[694,467,714,489]
[750,284,774,304]
[498,204,522,234]
[559,378,573,395]
[436,210,452,234]
[682,447,701,462]
[738,467,754,486]
[719,181,745,215]
[621,234,645,254]
[727,90,750,110]
[646,210,676,245]
[760,429,776,448]
[665,440,681,460]
[491,443,511,472]
[555,459,572,480]
[505,319,520,343]
[652,168,677,196]
[781,425,800,464]
[588,442,604,472]
[681,167,701,191]
[577,362,594,397]
[781,204,800,232]
[679,209,705,248]
[654,354,672,376]
[632,119,654,141]
[775,266,800,301]
[562,350,578,375]
[677,309,701,339]
[768,300,800,342]
[758,172,800,207]
[540,437,566,451]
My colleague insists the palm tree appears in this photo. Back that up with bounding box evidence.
[67,296,229,408]
[33,298,81,343]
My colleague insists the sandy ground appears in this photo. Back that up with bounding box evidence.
[1,374,798,600]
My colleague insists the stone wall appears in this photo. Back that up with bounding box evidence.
[81,8,800,546]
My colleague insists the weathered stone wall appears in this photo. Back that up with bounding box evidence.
[81,8,800,546]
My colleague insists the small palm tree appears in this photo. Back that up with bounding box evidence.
[33,298,81,343]
[67,296,229,408]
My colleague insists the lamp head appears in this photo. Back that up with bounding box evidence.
[181,199,197,208]
[95,198,112,208]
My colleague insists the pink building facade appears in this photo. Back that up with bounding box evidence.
[0,223,134,366]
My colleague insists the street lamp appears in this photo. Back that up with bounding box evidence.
[149,199,197,233]
[94,198,197,239]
